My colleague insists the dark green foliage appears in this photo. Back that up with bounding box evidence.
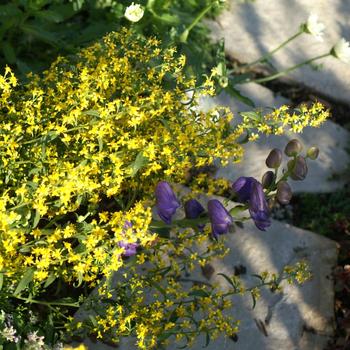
[0,0,223,79]
[292,189,350,236]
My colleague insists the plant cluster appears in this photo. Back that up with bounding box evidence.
[0,27,329,349]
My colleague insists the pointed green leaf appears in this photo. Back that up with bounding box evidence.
[0,273,3,291]
[227,84,255,107]
[188,290,209,297]
[127,152,148,177]
[14,268,34,295]
[32,209,40,229]
[43,273,56,288]
[217,272,237,290]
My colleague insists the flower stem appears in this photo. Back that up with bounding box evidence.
[179,2,218,43]
[241,30,304,70]
[247,52,331,84]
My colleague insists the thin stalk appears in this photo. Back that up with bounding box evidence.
[179,2,218,42]
[242,30,304,69]
[13,295,80,308]
[248,53,331,84]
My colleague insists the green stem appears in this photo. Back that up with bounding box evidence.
[179,2,218,42]
[242,30,304,69]
[13,295,80,308]
[248,52,331,84]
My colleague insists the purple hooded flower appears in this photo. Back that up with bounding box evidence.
[118,221,139,257]
[155,181,181,224]
[184,199,205,219]
[232,177,256,203]
[207,199,233,238]
[249,181,271,231]
[185,199,205,231]
[232,177,271,231]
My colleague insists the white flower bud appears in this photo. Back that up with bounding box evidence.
[305,14,325,42]
[124,3,144,23]
[332,38,350,63]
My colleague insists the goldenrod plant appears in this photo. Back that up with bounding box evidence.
[0,30,328,349]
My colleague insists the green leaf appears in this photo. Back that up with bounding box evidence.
[240,111,261,121]
[83,110,100,118]
[251,292,257,309]
[188,290,209,297]
[0,4,21,17]
[204,331,210,348]
[98,137,103,152]
[226,84,255,107]
[157,332,173,342]
[89,315,98,327]
[73,272,84,288]
[228,73,251,85]
[34,10,65,23]
[44,273,56,288]
[217,273,237,290]
[127,152,148,177]
[32,209,40,229]
[21,24,60,47]
[148,279,166,297]
[229,205,247,216]
[0,273,3,291]
[14,268,34,295]
[2,41,16,64]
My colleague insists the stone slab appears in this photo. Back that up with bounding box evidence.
[76,194,338,350]
[208,0,350,104]
[199,83,350,193]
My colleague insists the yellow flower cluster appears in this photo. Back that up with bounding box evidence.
[237,102,329,139]
[73,227,238,349]
[0,29,242,288]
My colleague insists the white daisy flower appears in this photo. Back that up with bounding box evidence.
[124,3,144,23]
[332,38,350,63]
[305,14,325,41]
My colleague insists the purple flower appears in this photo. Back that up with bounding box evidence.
[185,199,205,231]
[118,221,139,257]
[184,199,205,219]
[232,177,256,202]
[207,199,233,238]
[155,181,180,224]
[249,181,271,231]
[232,177,271,231]
[118,240,139,257]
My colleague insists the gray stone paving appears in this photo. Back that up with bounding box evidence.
[208,0,350,104]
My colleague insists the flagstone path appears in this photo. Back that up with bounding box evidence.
[208,0,350,104]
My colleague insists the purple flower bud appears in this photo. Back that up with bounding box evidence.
[184,199,205,219]
[261,171,275,189]
[285,139,302,157]
[155,181,180,224]
[249,181,271,231]
[276,181,292,205]
[290,156,308,181]
[207,199,233,238]
[232,177,256,202]
[265,148,282,168]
